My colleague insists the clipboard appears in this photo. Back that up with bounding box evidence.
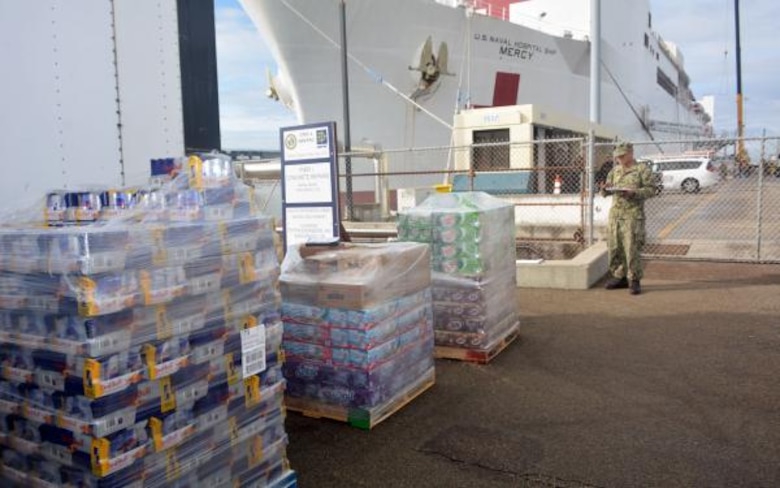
[603,186,634,195]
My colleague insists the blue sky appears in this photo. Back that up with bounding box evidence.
[215,0,296,150]
[215,0,779,150]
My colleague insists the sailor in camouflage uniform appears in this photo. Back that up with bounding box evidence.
[600,142,656,295]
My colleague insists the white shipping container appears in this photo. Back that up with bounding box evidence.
[0,0,184,214]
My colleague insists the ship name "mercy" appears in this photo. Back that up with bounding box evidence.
[499,46,534,60]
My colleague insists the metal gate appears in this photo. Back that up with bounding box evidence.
[619,137,780,263]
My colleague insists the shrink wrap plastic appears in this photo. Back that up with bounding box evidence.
[398,192,519,350]
[0,154,295,487]
[280,243,434,409]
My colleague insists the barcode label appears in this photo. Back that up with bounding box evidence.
[242,349,266,378]
[241,324,266,378]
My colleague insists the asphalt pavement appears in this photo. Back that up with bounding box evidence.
[285,260,780,488]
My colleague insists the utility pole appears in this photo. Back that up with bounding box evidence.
[589,0,601,125]
[587,0,601,245]
[734,0,745,161]
[339,0,353,221]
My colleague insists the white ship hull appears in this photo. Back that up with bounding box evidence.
[240,0,710,160]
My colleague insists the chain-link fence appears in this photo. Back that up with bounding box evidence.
[335,136,605,260]
[237,134,780,263]
[626,137,780,262]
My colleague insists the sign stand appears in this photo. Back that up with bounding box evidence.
[280,122,341,250]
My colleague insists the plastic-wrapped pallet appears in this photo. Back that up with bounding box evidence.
[398,191,519,356]
[0,154,296,488]
[279,243,434,428]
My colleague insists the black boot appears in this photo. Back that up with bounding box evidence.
[605,277,628,289]
[629,280,641,295]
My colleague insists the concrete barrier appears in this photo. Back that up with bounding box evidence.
[517,241,608,289]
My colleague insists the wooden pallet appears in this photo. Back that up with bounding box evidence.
[434,322,520,364]
[285,368,435,430]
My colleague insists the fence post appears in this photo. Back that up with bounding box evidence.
[755,130,767,261]
[378,153,390,221]
[586,131,595,245]
[468,143,475,191]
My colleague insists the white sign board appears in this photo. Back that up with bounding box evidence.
[282,126,332,162]
[280,122,340,249]
[284,207,337,247]
[284,162,334,204]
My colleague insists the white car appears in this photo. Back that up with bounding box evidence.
[649,157,720,193]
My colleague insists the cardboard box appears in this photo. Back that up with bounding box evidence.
[283,243,431,310]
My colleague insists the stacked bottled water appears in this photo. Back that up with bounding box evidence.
[398,192,519,351]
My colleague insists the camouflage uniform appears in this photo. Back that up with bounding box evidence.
[601,162,656,281]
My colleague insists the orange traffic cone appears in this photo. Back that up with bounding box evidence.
[553,174,562,194]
